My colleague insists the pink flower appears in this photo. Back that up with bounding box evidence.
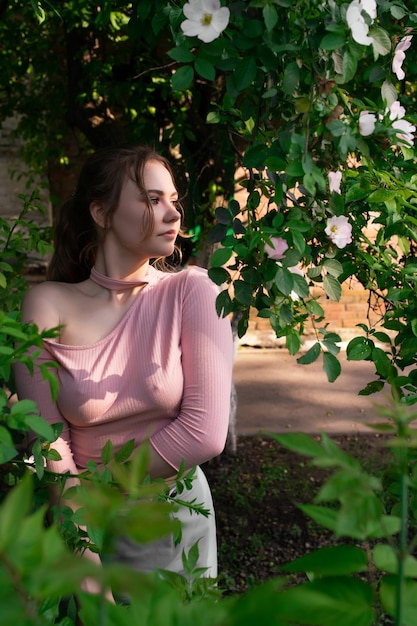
[265,237,288,260]
[325,216,352,249]
[392,35,413,80]
[328,171,342,194]
[359,111,377,136]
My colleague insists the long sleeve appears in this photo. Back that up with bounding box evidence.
[149,269,234,470]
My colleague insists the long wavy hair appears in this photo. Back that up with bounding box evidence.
[47,145,184,282]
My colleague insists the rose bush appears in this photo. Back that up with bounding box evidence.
[164,0,417,395]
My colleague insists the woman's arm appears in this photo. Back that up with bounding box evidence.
[14,284,79,479]
[14,285,114,600]
[149,268,235,472]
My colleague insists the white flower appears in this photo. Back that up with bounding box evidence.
[328,171,342,194]
[386,100,416,148]
[392,35,412,80]
[181,0,230,43]
[265,237,288,260]
[325,216,352,249]
[346,0,377,46]
[392,118,416,148]
[359,111,377,136]
[388,100,406,121]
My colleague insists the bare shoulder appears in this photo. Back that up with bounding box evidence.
[21,280,84,329]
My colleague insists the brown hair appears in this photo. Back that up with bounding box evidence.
[47,145,183,282]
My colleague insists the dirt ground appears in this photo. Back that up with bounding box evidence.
[203,432,392,595]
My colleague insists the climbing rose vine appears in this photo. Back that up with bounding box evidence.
[166,0,417,397]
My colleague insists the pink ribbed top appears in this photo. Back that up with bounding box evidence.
[15,266,234,475]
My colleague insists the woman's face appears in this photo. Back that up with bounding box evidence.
[104,160,181,261]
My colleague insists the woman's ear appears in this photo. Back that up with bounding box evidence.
[90,201,107,229]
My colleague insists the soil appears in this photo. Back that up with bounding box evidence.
[203,432,392,595]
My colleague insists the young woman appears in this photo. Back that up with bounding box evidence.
[14,145,234,583]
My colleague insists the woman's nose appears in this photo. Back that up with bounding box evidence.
[165,203,181,221]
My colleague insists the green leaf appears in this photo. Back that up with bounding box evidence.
[320,32,345,50]
[283,61,300,95]
[345,183,369,202]
[271,432,325,458]
[347,337,373,360]
[380,576,417,624]
[323,258,343,277]
[31,0,46,23]
[101,439,114,466]
[370,27,391,56]
[367,189,397,204]
[291,273,309,298]
[0,472,33,551]
[233,57,257,91]
[308,299,325,318]
[291,229,306,255]
[323,275,342,301]
[167,46,195,63]
[297,342,321,365]
[242,143,270,168]
[0,426,17,464]
[371,347,392,378]
[276,576,374,626]
[207,223,228,243]
[215,289,234,317]
[358,380,385,395]
[323,352,341,382]
[390,5,407,19]
[373,544,417,577]
[114,438,135,463]
[283,545,367,576]
[341,49,357,83]
[208,266,231,286]
[234,280,253,306]
[194,57,215,81]
[207,110,221,124]
[25,414,56,441]
[286,330,301,355]
[286,161,304,177]
[210,247,233,268]
[215,206,231,224]
[263,4,278,31]
[372,331,392,344]
[171,65,194,90]
[299,504,338,532]
[275,267,294,295]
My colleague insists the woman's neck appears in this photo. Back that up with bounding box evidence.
[93,252,150,282]
[89,266,150,290]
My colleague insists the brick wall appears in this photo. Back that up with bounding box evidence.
[0,117,50,225]
[246,277,383,347]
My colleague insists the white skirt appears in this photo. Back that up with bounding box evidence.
[109,466,218,579]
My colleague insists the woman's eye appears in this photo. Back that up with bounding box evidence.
[150,197,159,205]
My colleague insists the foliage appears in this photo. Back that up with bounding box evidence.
[2,0,417,624]
[159,0,417,401]
[2,0,417,397]
[270,401,417,626]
